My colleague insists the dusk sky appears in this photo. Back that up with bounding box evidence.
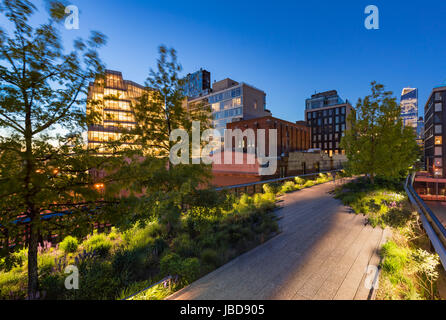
[20,0,446,121]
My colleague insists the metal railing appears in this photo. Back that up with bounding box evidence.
[405,174,446,270]
[215,169,343,192]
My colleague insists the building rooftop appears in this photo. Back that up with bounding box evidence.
[310,90,338,99]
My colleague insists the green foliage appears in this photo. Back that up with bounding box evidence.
[0,183,279,300]
[303,180,316,188]
[59,236,79,254]
[159,253,199,284]
[381,241,409,277]
[0,266,27,299]
[253,193,276,212]
[263,183,280,195]
[335,178,410,229]
[37,252,57,276]
[172,233,197,257]
[232,194,255,215]
[200,249,219,267]
[123,222,160,251]
[160,252,183,277]
[340,82,418,182]
[84,234,113,257]
[280,181,297,193]
[181,258,200,283]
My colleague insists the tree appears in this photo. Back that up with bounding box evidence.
[113,46,212,232]
[340,81,418,183]
[0,0,108,298]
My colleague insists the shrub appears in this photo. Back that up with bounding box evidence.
[233,194,255,215]
[112,246,153,279]
[172,233,197,257]
[84,233,113,256]
[73,260,120,299]
[280,181,296,193]
[59,236,79,254]
[40,274,66,300]
[181,258,200,283]
[153,238,168,256]
[253,193,276,212]
[262,183,281,195]
[38,252,56,275]
[200,249,219,267]
[0,267,27,299]
[108,227,120,241]
[160,252,183,277]
[303,180,315,188]
[294,177,305,185]
[123,222,161,251]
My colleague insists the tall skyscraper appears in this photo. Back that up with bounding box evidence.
[305,90,353,156]
[401,88,418,130]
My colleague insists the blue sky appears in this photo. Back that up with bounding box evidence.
[11,0,446,121]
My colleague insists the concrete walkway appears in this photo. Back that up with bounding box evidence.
[168,180,390,300]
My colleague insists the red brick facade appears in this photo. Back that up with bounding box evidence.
[226,116,310,156]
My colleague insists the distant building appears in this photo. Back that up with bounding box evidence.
[186,76,271,136]
[417,116,424,146]
[424,86,446,177]
[226,115,310,155]
[225,115,310,178]
[181,68,211,98]
[401,88,418,130]
[87,70,146,153]
[305,90,354,156]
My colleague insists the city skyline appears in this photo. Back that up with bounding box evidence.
[4,0,444,123]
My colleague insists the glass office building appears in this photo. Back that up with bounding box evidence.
[305,90,344,110]
[87,70,146,153]
[181,68,211,98]
[401,88,418,129]
[417,116,424,146]
[187,78,270,136]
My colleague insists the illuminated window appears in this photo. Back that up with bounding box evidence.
[435,146,442,156]
[434,158,443,167]
[435,136,442,145]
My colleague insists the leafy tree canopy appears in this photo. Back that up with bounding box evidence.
[340,81,419,183]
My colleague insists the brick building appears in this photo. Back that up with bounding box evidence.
[211,116,310,186]
[226,115,310,156]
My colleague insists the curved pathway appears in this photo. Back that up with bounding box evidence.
[168,180,390,300]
